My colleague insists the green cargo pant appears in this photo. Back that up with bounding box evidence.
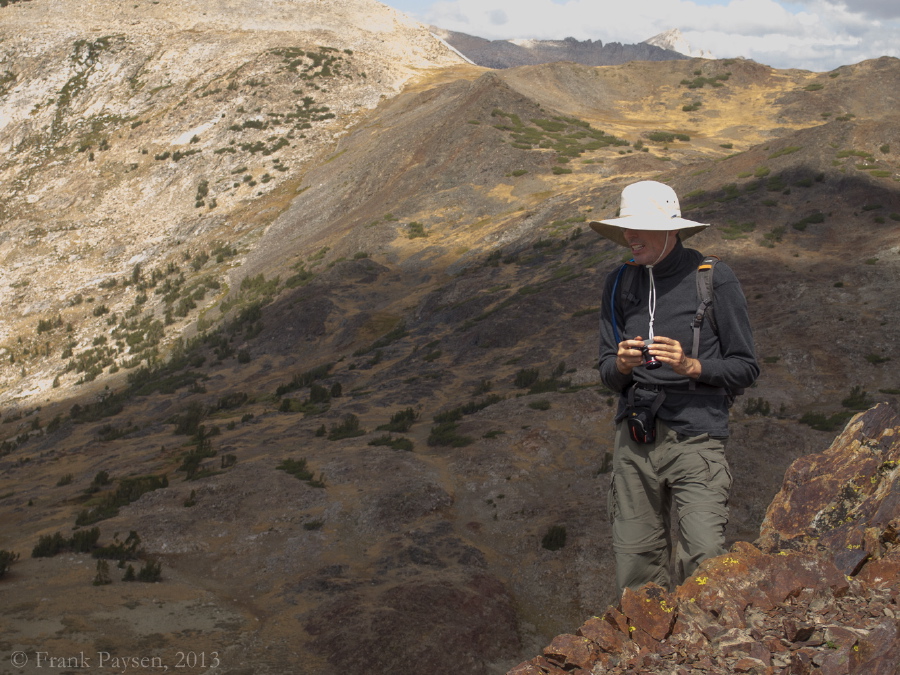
[607,418,731,596]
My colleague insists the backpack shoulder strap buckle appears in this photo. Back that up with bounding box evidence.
[689,255,720,390]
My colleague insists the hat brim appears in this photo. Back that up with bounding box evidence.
[588,216,709,247]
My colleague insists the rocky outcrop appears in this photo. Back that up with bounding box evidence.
[508,404,900,674]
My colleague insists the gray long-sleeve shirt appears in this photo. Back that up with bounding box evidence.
[598,239,759,437]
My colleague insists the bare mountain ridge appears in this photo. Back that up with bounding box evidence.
[1,1,900,672]
[431,28,689,69]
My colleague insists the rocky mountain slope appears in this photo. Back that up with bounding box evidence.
[432,28,688,69]
[1,1,900,673]
[0,0,462,401]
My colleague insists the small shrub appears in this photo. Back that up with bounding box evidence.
[721,222,755,240]
[32,527,100,557]
[408,222,428,239]
[277,457,325,487]
[353,323,407,357]
[473,379,493,395]
[799,411,852,431]
[368,435,414,451]
[217,392,249,410]
[327,414,364,440]
[529,399,551,410]
[541,525,567,551]
[75,474,168,526]
[791,212,825,231]
[32,532,67,558]
[275,363,333,396]
[743,397,771,416]
[377,407,418,433]
[278,457,313,481]
[680,72,730,89]
[842,385,873,410]
[768,146,802,159]
[760,225,785,247]
[514,368,540,389]
[178,439,217,480]
[136,559,163,582]
[0,549,19,578]
[93,559,113,586]
[427,422,473,447]
[646,131,690,143]
[170,401,208,435]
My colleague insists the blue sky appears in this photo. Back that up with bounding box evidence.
[381,0,900,71]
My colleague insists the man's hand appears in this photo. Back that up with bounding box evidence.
[648,336,702,378]
[616,336,647,375]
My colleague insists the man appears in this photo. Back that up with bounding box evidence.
[591,180,759,596]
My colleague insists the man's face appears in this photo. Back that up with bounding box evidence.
[622,229,676,266]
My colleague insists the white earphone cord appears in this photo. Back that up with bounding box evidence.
[647,268,657,343]
[645,232,669,344]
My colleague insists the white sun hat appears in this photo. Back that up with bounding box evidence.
[589,180,709,247]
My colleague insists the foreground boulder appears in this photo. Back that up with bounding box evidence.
[508,404,900,674]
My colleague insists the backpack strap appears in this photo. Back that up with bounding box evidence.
[689,256,719,391]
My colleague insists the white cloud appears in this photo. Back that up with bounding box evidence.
[801,0,900,19]
[420,0,900,71]
[488,8,509,25]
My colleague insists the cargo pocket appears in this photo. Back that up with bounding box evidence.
[697,447,733,497]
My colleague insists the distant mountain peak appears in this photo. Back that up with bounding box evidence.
[430,28,687,69]
[643,28,714,59]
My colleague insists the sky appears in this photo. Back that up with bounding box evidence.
[382,0,900,72]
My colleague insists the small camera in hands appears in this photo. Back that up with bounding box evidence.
[641,345,662,370]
